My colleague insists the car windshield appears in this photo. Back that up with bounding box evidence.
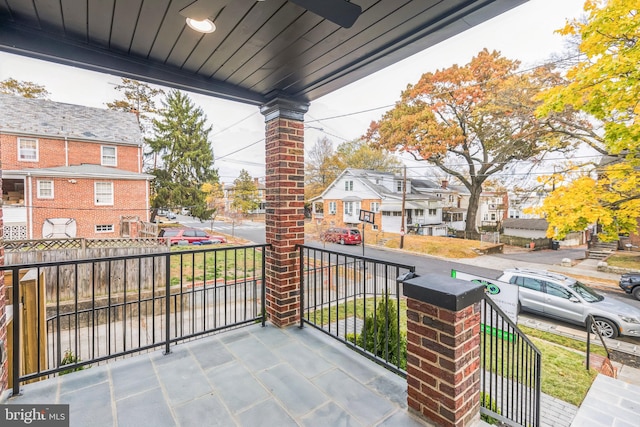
[568,281,603,303]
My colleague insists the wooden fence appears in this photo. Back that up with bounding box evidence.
[5,238,169,303]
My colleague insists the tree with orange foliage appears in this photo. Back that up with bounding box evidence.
[367,49,573,233]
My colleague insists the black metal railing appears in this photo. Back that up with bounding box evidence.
[480,296,542,427]
[3,244,266,395]
[298,244,415,376]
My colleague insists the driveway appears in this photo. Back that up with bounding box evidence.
[494,247,587,265]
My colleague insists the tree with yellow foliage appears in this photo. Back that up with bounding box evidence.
[537,0,640,240]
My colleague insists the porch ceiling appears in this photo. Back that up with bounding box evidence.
[0,0,527,106]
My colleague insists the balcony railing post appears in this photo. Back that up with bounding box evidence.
[401,274,485,427]
[164,252,171,355]
[12,268,20,396]
[298,245,304,329]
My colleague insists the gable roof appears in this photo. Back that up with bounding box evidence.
[0,93,143,145]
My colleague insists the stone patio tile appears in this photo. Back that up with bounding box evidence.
[207,362,269,414]
[154,352,212,406]
[300,401,363,427]
[110,355,158,401]
[116,387,175,427]
[272,341,333,378]
[64,381,113,427]
[236,399,297,427]
[225,333,280,372]
[313,368,395,425]
[188,337,234,371]
[257,363,328,417]
[173,393,236,427]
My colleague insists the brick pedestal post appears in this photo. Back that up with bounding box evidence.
[402,275,485,427]
[260,97,309,327]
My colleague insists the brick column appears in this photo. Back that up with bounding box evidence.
[402,275,485,427]
[260,98,309,327]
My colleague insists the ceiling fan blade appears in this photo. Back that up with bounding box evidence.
[289,0,362,28]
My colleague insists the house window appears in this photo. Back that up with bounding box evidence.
[95,182,114,205]
[344,180,353,191]
[372,224,379,230]
[382,211,391,216]
[415,209,424,216]
[344,201,353,216]
[328,201,337,214]
[395,181,403,192]
[428,209,437,216]
[392,211,402,217]
[371,202,380,213]
[37,180,54,199]
[101,146,117,166]
[449,195,454,203]
[95,224,114,233]
[18,138,38,161]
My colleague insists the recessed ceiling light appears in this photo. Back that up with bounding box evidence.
[186,17,216,33]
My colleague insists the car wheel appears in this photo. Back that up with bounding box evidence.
[633,287,640,301]
[590,317,619,339]
[517,301,522,315]
[340,238,345,245]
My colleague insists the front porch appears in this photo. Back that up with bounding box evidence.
[8,323,425,427]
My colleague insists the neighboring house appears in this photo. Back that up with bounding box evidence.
[314,169,448,236]
[223,178,266,218]
[477,191,508,230]
[508,189,547,219]
[410,179,469,231]
[0,93,152,240]
[502,218,549,239]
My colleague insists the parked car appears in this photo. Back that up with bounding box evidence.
[321,227,362,245]
[181,207,191,216]
[157,208,176,220]
[497,268,640,339]
[619,272,640,301]
[159,228,226,245]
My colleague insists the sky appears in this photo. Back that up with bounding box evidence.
[0,0,587,184]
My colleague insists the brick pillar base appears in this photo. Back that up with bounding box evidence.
[260,97,309,327]
[403,275,485,427]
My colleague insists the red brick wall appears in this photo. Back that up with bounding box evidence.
[1,134,141,172]
[406,298,481,427]
[264,117,305,327]
[28,177,148,238]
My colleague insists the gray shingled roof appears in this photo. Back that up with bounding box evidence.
[503,218,549,230]
[4,164,152,180]
[0,93,143,145]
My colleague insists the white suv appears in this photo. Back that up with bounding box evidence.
[497,268,640,339]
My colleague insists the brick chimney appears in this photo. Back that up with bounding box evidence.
[442,180,448,189]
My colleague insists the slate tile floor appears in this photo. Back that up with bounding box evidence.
[6,324,430,427]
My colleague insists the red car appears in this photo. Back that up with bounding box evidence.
[322,227,362,245]
[159,228,226,245]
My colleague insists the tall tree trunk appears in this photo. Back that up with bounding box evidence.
[465,185,482,235]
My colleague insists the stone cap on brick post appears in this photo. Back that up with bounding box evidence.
[401,274,485,427]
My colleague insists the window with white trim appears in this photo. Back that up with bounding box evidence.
[428,209,437,216]
[344,201,353,216]
[95,182,114,205]
[344,180,353,191]
[101,146,117,166]
[395,181,403,192]
[328,201,337,214]
[415,209,424,216]
[37,180,54,199]
[18,138,38,161]
[95,224,114,233]
[371,202,380,213]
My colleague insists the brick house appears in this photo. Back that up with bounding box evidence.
[312,168,449,236]
[0,93,152,239]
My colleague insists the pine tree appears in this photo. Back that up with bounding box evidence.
[149,90,218,221]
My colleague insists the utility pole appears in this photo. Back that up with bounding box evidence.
[400,165,407,249]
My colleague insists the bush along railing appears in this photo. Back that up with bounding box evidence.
[298,244,414,375]
[480,296,542,427]
[3,244,267,395]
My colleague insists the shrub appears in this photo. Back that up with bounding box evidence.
[353,297,407,369]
